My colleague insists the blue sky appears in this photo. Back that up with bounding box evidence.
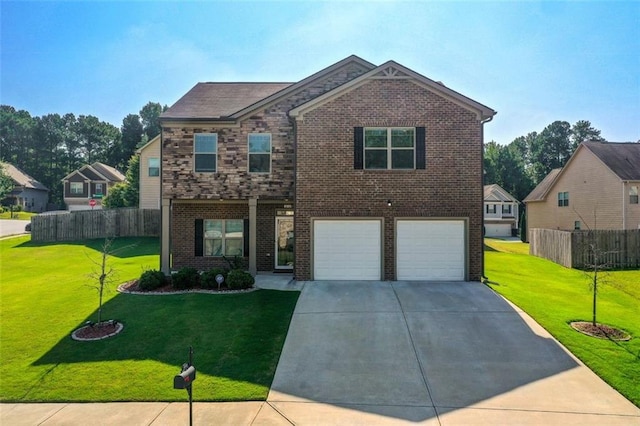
[2,1,639,144]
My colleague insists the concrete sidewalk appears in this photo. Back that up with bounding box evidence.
[2,280,639,425]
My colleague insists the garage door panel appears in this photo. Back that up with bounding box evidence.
[397,220,465,281]
[314,220,381,280]
[485,223,512,237]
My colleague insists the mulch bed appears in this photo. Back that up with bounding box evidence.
[72,321,123,341]
[117,280,255,295]
[570,321,631,341]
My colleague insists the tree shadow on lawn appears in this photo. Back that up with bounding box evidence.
[31,290,298,400]
[15,237,160,258]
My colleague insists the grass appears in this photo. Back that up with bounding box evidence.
[0,236,299,402]
[0,211,35,220]
[484,238,640,407]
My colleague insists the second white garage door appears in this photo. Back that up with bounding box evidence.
[396,220,465,281]
[485,223,512,237]
[313,220,381,280]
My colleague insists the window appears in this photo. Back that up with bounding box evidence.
[148,158,160,177]
[203,219,244,256]
[364,128,415,169]
[248,133,271,173]
[70,182,83,195]
[486,204,496,214]
[95,183,103,195]
[574,221,581,230]
[502,204,512,215]
[630,186,639,204]
[557,192,569,207]
[194,133,217,172]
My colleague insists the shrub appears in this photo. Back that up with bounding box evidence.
[138,270,166,291]
[201,267,229,290]
[171,267,200,290]
[226,270,255,290]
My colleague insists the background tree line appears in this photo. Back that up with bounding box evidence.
[483,119,606,202]
[0,102,166,208]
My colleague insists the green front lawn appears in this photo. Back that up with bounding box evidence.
[485,239,640,407]
[0,236,299,402]
[0,210,35,220]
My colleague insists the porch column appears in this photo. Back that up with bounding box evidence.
[161,198,171,275]
[249,198,257,276]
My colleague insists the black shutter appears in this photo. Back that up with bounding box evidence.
[243,219,249,257]
[416,127,426,169]
[195,219,203,256]
[354,127,364,169]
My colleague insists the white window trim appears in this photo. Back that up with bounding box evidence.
[364,127,416,170]
[70,182,83,195]
[203,219,244,257]
[194,133,218,173]
[248,133,272,174]
[95,183,103,195]
[630,186,639,204]
[148,158,160,177]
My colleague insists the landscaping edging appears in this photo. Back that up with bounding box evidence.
[117,281,258,296]
[72,321,124,341]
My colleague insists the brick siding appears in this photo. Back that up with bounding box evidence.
[294,79,484,280]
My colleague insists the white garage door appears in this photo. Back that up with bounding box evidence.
[313,220,381,280]
[484,223,512,237]
[397,220,465,281]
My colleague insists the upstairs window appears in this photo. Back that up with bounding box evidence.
[70,182,83,195]
[502,204,512,214]
[194,133,217,172]
[630,186,639,204]
[148,158,160,177]
[203,219,244,257]
[486,204,496,214]
[364,128,415,169]
[558,191,569,207]
[248,133,271,173]
[95,183,103,195]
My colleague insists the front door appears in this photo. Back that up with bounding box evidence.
[275,216,294,270]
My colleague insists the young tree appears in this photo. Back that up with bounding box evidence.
[103,154,140,208]
[87,237,117,325]
[0,165,14,201]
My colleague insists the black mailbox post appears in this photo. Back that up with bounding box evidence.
[174,347,196,426]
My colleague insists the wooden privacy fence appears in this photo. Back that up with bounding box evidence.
[31,208,161,242]
[530,228,640,269]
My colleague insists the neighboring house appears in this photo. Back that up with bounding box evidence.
[0,162,49,212]
[524,141,640,240]
[137,135,161,210]
[159,55,496,281]
[62,162,125,211]
[483,184,519,237]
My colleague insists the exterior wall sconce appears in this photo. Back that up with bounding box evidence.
[387,200,392,207]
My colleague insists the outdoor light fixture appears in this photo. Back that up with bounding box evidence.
[387,200,392,207]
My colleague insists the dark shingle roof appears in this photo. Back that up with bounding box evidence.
[162,83,293,119]
[523,168,562,202]
[583,141,640,181]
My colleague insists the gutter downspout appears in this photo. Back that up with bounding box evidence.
[480,114,495,282]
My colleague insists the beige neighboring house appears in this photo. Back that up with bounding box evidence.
[524,141,640,240]
[1,162,49,212]
[483,184,519,237]
[137,135,161,210]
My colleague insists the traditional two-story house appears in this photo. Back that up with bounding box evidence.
[62,162,125,210]
[483,184,519,237]
[160,55,496,281]
[524,141,640,239]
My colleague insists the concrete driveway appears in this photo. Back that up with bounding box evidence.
[268,281,640,424]
[0,219,30,237]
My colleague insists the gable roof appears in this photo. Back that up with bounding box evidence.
[483,184,518,202]
[62,162,125,182]
[290,60,496,121]
[582,141,640,181]
[1,162,48,191]
[136,135,160,154]
[161,83,293,120]
[523,168,562,203]
[160,55,378,122]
